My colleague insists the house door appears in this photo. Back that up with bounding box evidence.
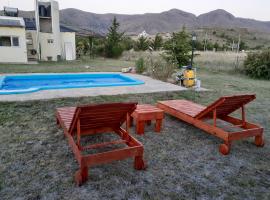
[65,42,73,60]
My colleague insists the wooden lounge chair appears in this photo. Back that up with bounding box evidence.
[157,94,264,155]
[56,102,146,186]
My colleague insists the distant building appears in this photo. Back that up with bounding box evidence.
[138,30,149,38]
[0,0,76,63]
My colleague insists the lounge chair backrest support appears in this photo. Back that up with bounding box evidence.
[195,94,256,119]
[69,102,137,133]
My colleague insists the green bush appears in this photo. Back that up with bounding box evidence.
[76,36,107,58]
[194,40,204,51]
[240,41,248,51]
[206,41,214,51]
[135,36,150,51]
[92,38,106,57]
[151,34,163,50]
[244,50,270,79]
[76,37,90,56]
[94,44,105,57]
[105,44,123,58]
[148,57,177,81]
[121,36,135,51]
[135,58,146,74]
[213,42,220,51]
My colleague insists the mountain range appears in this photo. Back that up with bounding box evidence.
[59,8,270,35]
[1,8,270,35]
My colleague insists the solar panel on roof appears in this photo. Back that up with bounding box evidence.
[0,19,23,27]
[24,18,36,30]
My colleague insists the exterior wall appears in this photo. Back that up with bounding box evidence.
[51,0,61,57]
[26,30,39,61]
[39,32,60,61]
[0,27,27,63]
[37,0,61,61]
[26,30,37,49]
[27,0,75,62]
[60,32,76,60]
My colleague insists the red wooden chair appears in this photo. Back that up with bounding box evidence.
[157,94,264,155]
[56,102,146,186]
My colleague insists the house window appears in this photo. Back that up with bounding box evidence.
[0,36,20,47]
[47,39,54,44]
[12,37,19,46]
[0,36,11,46]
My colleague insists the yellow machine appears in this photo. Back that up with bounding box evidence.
[183,69,195,87]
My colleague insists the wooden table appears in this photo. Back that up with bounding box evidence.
[130,104,164,135]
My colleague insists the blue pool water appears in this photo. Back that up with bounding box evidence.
[0,73,144,95]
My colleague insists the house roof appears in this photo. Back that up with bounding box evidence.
[0,16,25,28]
[60,25,76,32]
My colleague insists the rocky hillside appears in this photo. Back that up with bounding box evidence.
[59,8,270,35]
[1,8,270,35]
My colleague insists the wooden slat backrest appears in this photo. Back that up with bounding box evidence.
[195,94,256,119]
[68,102,137,133]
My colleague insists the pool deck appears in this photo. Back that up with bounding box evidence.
[0,73,189,102]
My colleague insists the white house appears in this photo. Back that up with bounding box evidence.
[0,0,76,63]
[0,16,28,63]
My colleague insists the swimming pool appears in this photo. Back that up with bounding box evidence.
[0,73,144,95]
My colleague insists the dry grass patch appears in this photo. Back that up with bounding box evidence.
[195,51,247,72]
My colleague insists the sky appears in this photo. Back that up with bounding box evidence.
[0,0,270,21]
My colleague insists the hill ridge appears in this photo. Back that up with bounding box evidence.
[1,8,270,35]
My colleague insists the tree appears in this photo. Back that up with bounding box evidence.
[194,40,204,51]
[76,37,90,56]
[135,36,149,51]
[206,41,214,50]
[222,44,227,51]
[213,42,220,51]
[220,32,226,38]
[105,17,124,58]
[239,41,248,51]
[151,34,163,50]
[163,27,191,67]
[121,36,134,51]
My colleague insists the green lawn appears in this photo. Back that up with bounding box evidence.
[0,58,269,199]
[0,57,134,74]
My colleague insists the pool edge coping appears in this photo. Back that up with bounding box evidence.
[0,76,5,90]
[0,73,190,102]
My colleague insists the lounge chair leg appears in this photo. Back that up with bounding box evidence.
[136,121,145,135]
[56,118,60,127]
[155,119,162,132]
[219,141,231,155]
[75,166,88,186]
[134,156,146,170]
[255,135,264,147]
[129,116,134,127]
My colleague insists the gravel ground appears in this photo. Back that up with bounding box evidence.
[0,91,269,200]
